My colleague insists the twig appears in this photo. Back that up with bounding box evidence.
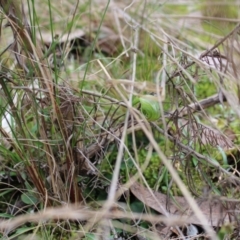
[167,93,225,118]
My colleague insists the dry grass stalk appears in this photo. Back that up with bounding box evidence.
[0,0,83,203]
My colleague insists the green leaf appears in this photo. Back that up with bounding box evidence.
[8,227,36,239]
[192,157,198,167]
[217,224,234,240]
[83,233,97,240]
[21,192,38,205]
[217,146,228,167]
[0,213,13,218]
[130,201,144,213]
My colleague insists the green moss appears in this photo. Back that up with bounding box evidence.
[195,78,217,99]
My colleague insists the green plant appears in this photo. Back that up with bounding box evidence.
[0,0,240,239]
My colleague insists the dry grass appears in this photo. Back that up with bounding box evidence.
[0,0,240,239]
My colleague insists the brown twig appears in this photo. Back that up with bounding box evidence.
[167,93,226,118]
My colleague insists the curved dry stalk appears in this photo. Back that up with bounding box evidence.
[0,204,202,235]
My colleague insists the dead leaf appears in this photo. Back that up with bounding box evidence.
[39,26,120,57]
[38,29,85,45]
[197,123,234,149]
[223,128,236,142]
[178,119,234,150]
[130,182,238,227]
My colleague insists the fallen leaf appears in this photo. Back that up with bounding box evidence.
[130,182,237,226]
[38,29,86,45]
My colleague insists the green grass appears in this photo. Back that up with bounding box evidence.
[0,0,239,239]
